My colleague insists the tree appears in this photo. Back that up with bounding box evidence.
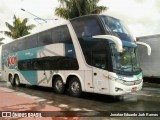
[4,15,35,39]
[55,0,107,19]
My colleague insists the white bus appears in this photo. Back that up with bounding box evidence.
[1,15,151,97]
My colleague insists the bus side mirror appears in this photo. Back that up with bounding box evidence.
[93,35,123,52]
[137,41,151,56]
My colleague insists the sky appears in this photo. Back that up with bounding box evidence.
[0,0,160,43]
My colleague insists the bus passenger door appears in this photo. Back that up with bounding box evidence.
[92,52,109,94]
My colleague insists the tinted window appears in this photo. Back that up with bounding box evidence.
[2,34,38,53]
[17,40,25,51]
[18,56,79,70]
[71,16,104,38]
[23,38,30,50]
[78,37,112,70]
[8,41,18,52]
[2,25,72,53]
[52,25,72,43]
[18,34,38,51]
[39,30,52,46]
[100,16,135,42]
[92,52,108,70]
[2,44,10,54]
[28,34,38,48]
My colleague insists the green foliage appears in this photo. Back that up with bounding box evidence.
[4,15,35,39]
[55,0,107,19]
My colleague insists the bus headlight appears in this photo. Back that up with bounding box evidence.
[138,76,142,80]
[109,75,143,86]
[115,79,125,84]
[108,76,125,84]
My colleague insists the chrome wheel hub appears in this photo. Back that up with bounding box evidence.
[56,80,63,91]
[71,81,79,93]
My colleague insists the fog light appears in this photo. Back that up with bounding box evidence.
[115,87,123,92]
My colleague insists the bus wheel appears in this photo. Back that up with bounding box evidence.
[69,77,82,97]
[53,77,65,94]
[15,75,20,87]
[9,75,15,86]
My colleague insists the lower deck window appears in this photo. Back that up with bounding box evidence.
[18,56,79,70]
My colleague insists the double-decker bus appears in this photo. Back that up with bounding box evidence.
[1,15,151,97]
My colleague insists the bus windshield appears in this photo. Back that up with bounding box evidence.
[110,44,141,74]
[100,16,135,42]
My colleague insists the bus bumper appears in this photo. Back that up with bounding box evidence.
[108,79,143,96]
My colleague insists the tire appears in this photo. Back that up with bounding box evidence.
[15,75,21,87]
[53,77,65,94]
[69,77,82,97]
[9,75,15,87]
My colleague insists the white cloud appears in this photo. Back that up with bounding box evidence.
[99,0,160,37]
[0,0,61,43]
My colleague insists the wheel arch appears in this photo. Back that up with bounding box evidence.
[14,73,18,77]
[66,74,85,92]
[52,74,65,87]
[8,73,14,82]
[13,73,20,80]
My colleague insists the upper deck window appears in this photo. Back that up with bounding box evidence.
[100,16,135,42]
[71,16,104,38]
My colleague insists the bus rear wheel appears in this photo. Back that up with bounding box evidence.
[9,75,15,86]
[69,77,82,97]
[53,77,65,94]
[15,75,21,87]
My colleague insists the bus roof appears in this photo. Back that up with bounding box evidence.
[70,14,120,22]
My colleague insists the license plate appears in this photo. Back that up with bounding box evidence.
[131,87,137,92]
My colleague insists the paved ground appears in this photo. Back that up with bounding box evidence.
[0,86,80,120]
[0,80,160,120]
